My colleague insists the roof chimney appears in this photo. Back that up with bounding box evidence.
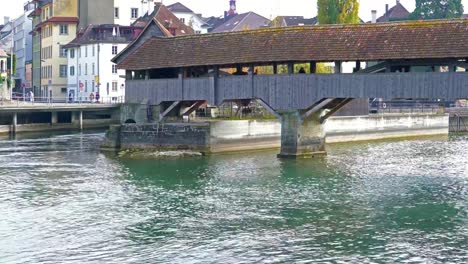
[371,10,377,23]
[228,0,237,16]
[4,16,10,25]
[385,4,389,21]
[154,1,162,12]
[396,0,400,4]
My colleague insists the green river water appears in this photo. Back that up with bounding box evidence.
[0,132,466,263]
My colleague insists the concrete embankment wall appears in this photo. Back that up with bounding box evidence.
[0,119,116,135]
[449,115,468,132]
[109,114,449,153]
[210,120,281,152]
[325,114,449,143]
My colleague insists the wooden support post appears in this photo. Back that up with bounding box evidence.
[288,63,294,74]
[301,98,334,120]
[320,98,354,123]
[334,61,342,74]
[159,101,180,121]
[181,101,205,117]
[273,63,278,74]
[449,64,456,72]
[257,99,281,119]
[310,61,317,74]
[145,70,149,80]
[355,61,361,72]
[248,65,254,75]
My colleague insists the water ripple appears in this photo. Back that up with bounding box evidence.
[0,132,466,263]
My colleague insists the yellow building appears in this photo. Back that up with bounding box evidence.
[31,0,78,100]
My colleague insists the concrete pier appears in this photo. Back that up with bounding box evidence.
[103,114,450,155]
[11,113,17,135]
[51,112,58,125]
[278,111,326,158]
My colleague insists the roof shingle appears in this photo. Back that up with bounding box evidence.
[117,19,468,70]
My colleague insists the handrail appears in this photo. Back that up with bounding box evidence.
[0,96,124,108]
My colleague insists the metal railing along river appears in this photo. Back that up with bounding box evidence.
[0,95,124,108]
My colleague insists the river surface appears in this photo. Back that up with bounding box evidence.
[0,132,467,263]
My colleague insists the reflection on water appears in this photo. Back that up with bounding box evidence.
[0,132,466,263]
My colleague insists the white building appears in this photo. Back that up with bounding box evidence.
[167,2,210,34]
[65,25,143,102]
[114,0,155,26]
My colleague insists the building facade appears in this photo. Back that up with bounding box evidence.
[167,2,210,34]
[30,0,79,100]
[66,25,142,102]
[78,0,154,31]
[0,17,14,52]
[13,2,35,92]
[113,0,155,27]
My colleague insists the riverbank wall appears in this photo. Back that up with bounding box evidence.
[0,119,116,135]
[103,114,449,153]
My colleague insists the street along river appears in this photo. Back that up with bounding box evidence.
[0,132,466,263]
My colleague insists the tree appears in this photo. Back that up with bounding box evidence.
[410,0,464,20]
[317,0,360,25]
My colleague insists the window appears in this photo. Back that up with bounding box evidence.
[85,63,88,75]
[59,46,67,58]
[180,18,185,23]
[92,63,95,75]
[70,48,75,58]
[112,65,118,74]
[195,30,201,34]
[61,87,67,93]
[114,7,119,18]
[78,64,81,76]
[112,81,118,92]
[92,45,95,57]
[85,80,88,92]
[112,46,118,55]
[70,66,75,76]
[92,81,95,92]
[85,47,88,57]
[59,24,68,35]
[60,65,67,77]
[78,47,81,58]
[131,8,138,19]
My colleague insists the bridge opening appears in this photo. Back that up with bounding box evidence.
[56,112,72,124]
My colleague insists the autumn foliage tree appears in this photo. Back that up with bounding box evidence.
[317,0,360,25]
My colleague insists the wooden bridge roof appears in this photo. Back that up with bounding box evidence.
[116,19,468,70]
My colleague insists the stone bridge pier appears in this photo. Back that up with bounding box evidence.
[278,111,326,158]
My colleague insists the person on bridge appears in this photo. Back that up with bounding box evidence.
[90,92,95,103]
[68,92,73,103]
[95,91,100,103]
[29,91,34,102]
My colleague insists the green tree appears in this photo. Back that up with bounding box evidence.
[410,0,464,20]
[317,0,360,25]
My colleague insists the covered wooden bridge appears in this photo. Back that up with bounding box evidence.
[114,19,468,158]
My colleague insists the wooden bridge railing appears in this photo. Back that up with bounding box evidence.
[126,72,468,110]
